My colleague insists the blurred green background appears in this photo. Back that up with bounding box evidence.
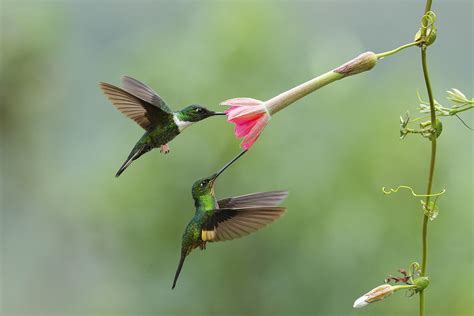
[1,1,472,315]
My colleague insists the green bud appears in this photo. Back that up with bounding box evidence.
[415,11,437,46]
[421,200,439,221]
[414,27,437,46]
[413,276,430,292]
[432,119,443,140]
[420,119,442,140]
[414,12,437,46]
[414,29,423,44]
[426,27,437,46]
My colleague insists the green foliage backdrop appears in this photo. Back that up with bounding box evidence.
[1,1,472,315]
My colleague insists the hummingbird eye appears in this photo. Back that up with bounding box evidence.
[195,107,205,114]
[200,180,208,187]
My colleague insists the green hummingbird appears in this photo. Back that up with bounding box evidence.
[172,151,288,289]
[99,76,225,177]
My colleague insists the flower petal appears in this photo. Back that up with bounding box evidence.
[225,103,268,125]
[220,97,263,107]
[240,114,270,150]
[221,96,271,150]
[226,106,265,122]
[234,118,259,137]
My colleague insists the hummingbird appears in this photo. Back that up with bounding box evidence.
[172,150,288,289]
[99,76,226,177]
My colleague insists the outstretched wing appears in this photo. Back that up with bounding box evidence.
[201,206,286,242]
[218,191,288,208]
[99,82,170,131]
[121,76,172,113]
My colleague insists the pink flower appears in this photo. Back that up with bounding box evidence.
[221,98,271,150]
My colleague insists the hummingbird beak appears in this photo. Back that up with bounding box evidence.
[212,150,248,182]
[209,173,219,186]
[213,112,227,116]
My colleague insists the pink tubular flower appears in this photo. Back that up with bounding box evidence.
[221,98,271,150]
[220,51,379,150]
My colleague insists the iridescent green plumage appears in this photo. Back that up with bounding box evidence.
[172,151,288,289]
[99,76,225,177]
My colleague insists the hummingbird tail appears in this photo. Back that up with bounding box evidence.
[115,157,134,177]
[172,250,188,290]
[115,144,148,177]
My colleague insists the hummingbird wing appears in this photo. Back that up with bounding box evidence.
[201,206,286,242]
[99,82,171,131]
[121,76,172,113]
[218,191,288,208]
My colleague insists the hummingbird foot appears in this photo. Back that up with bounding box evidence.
[160,144,170,154]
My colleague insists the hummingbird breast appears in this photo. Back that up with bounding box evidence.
[148,121,180,146]
[183,213,213,248]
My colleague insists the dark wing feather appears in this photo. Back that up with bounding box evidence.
[121,76,172,113]
[99,82,169,130]
[218,191,288,208]
[204,207,286,242]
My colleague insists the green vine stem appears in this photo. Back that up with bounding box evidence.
[376,42,420,59]
[419,0,435,315]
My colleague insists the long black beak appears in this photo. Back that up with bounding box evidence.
[211,150,247,181]
[213,111,227,116]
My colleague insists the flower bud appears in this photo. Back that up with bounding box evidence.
[334,51,378,77]
[353,284,394,308]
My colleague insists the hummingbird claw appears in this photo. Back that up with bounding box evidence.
[160,144,170,154]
